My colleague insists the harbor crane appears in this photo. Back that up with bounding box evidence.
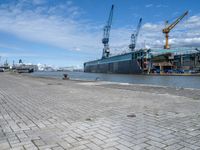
[129,18,142,51]
[195,48,200,52]
[102,5,114,58]
[163,11,188,49]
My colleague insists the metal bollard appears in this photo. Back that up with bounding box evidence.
[63,74,69,80]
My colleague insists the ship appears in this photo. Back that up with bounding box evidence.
[84,49,149,74]
[84,48,200,74]
[13,64,38,73]
[84,5,200,75]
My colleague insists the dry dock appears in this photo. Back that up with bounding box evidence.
[0,73,200,150]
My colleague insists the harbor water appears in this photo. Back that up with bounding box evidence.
[30,71,200,89]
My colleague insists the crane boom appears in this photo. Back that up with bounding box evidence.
[129,18,142,51]
[102,5,114,58]
[163,11,188,49]
[195,48,200,52]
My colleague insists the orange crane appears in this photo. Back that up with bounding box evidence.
[163,11,188,49]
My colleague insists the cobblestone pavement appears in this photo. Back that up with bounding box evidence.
[0,73,200,150]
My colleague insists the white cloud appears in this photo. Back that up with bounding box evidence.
[0,0,102,54]
[0,52,38,57]
[109,13,200,51]
[0,0,200,60]
[145,4,153,8]
[156,4,168,8]
[0,43,40,58]
[31,0,46,5]
[0,43,23,51]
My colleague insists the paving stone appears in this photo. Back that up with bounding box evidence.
[70,145,88,150]
[31,139,46,147]
[101,141,119,148]
[58,141,72,149]
[52,146,65,150]
[0,141,11,150]
[10,146,25,150]
[1,73,200,150]
[114,144,132,150]
[86,143,102,150]
[145,145,163,150]
[164,143,184,150]
[146,140,166,148]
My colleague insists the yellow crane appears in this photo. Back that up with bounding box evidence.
[163,11,188,49]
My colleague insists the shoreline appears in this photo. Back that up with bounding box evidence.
[20,72,200,90]
[26,71,200,89]
[7,72,200,100]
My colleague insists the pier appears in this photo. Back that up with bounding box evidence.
[0,73,200,149]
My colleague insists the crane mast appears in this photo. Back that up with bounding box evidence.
[129,18,142,51]
[102,5,114,59]
[163,11,188,49]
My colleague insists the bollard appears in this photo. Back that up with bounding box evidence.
[63,74,69,80]
[95,77,100,81]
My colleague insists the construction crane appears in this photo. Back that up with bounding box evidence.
[195,48,200,52]
[129,18,142,51]
[102,5,114,58]
[163,11,188,49]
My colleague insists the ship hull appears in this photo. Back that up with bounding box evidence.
[84,48,200,75]
[84,59,142,74]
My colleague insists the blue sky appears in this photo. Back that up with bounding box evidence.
[0,0,200,67]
